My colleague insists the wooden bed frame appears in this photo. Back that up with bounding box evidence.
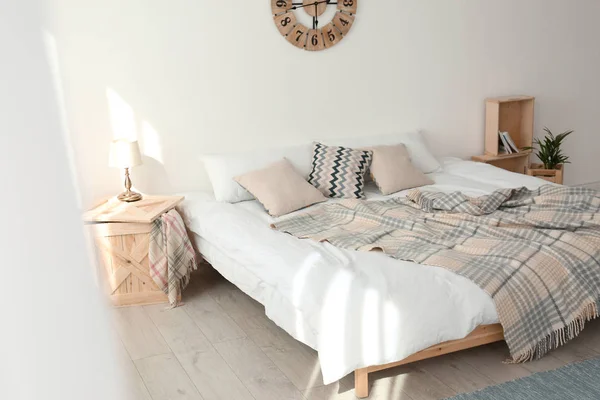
[353,323,505,398]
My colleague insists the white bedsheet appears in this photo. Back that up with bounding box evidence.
[179,158,547,384]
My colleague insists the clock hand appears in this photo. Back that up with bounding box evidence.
[290,0,328,10]
[290,3,312,10]
[314,3,319,29]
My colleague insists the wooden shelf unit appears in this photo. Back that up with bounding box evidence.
[485,96,535,156]
[472,95,534,174]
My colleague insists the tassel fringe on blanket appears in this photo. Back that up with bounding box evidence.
[511,301,599,363]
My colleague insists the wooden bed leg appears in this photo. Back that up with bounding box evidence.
[354,368,369,398]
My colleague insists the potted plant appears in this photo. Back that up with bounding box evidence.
[523,127,573,184]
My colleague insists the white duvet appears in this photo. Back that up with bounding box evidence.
[179,158,547,385]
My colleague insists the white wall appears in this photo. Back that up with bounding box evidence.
[48,0,600,207]
[0,1,126,399]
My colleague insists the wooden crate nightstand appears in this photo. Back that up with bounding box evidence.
[83,196,184,307]
[526,163,564,184]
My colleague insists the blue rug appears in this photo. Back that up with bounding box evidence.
[447,357,600,400]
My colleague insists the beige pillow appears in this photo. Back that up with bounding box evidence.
[234,158,326,217]
[369,144,434,195]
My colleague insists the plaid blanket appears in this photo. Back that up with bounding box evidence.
[149,209,197,307]
[273,185,600,363]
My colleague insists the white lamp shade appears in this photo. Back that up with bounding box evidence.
[109,139,143,168]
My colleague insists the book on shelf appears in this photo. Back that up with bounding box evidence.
[501,131,520,153]
[498,131,512,154]
[498,131,519,154]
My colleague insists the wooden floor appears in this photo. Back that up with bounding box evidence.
[111,267,600,400]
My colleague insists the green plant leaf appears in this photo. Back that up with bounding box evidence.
[528,127,573,170]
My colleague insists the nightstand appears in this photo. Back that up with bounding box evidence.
[83,195,184,307]
[471,151,531,174]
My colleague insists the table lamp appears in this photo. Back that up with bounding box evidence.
[109,139,143,202]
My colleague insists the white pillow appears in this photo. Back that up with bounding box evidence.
[202,144,313,203]
[322,131,441,174]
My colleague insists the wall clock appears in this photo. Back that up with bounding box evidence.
[271,0,357,51]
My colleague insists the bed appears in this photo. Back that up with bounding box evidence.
[179,157,550,398]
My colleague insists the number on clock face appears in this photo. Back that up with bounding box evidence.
[286,24,309,49]
[332,11,355,36]
[273,12,296,36]
[321,22,342,48]
[271,0,292,15]
[337,0,357,14]
[272,0,357,51]
[305,29,326,52]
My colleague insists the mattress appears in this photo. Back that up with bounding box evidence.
[179,158,547,384]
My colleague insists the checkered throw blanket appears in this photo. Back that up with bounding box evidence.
[149,209,197,307]
[273,185,600,363]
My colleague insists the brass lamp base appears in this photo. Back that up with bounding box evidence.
[117,190,143,202]
[116,167,142,202]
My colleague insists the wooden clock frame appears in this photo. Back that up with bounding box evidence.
[271,0,357,51]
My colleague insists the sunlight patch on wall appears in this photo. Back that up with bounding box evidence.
[106,88,164,166]
[141,120,164,164]
[106,88,137,141]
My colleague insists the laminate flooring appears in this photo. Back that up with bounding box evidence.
[111,267,600,400]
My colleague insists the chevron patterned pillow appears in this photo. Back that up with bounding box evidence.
[308,142,373,199]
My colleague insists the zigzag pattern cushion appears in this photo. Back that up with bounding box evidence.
[308,142,373,199]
